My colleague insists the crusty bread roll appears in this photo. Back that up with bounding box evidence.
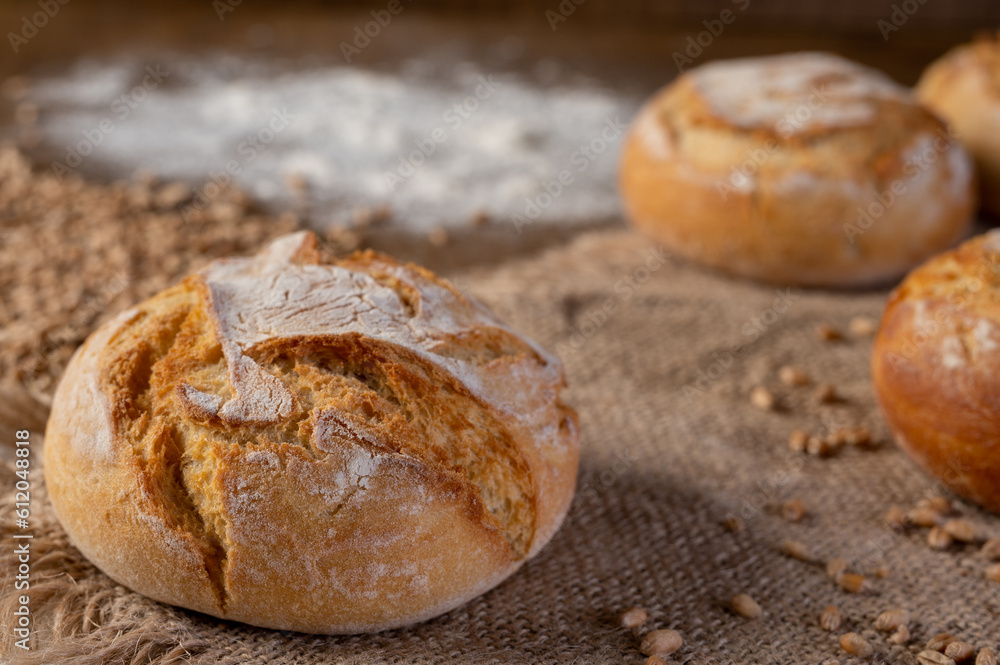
[43,231,579,634]
[620,52,976,287]
[917,32,1000,216]
[872,230,1000,513]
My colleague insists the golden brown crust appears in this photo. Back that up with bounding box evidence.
[621,52,976,287]
[917,32,1000,216]
[872,230,1000,513]
[44,232,579,634]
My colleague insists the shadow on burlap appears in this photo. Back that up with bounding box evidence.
[2,229,999,665]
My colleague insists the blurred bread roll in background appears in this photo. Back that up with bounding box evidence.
[620,52,976,287]
[917,31,1000,216]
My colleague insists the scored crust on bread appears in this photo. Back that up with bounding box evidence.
[872,230,1000,513]
[620,52,976,287]
[44,231,579,634]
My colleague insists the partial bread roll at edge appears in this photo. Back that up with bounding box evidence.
[872,230,1000,514]
[620,52,976,287]
[917,32,1000,216]
[43,231,580,634]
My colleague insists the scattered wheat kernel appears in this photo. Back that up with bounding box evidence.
[813,383,837,404]
[819,605,842,631]
[731,593,762,618]
[639,629,683,656]
[778,365,810,386]
[750,386,776,410]
[619,606,647,629]
[722,516,744,533]
[927,633,958,652]
[977,647,998,665]
[836,573,869,593]
[817,324,843,342]
[909,506,944,528]
[874,608,910,632]
[981,538,1000,561]
[919,495,953,515]
[888,625,911,646]
[945,642,976,663]
[986,562,1000,582]
[427,227,449,247]
[839,632,873,658]
[849,316,877,337]
[943,519,979,543]
[919,651,957,665]
[928,526,954,550]
[780,539,813,562]
[782,499,806,523]
[807,436,841,458]
[826,558,848,578]
[871,565,890,579]
[646,657,669,665]
[788,429,809,453]
[885,507,908,529]
[840,426,873,447]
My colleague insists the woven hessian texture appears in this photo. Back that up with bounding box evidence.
[3,229,999,664]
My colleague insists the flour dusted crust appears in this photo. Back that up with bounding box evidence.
[872,230,1000,514]
[620,52,976,287]
[43,231,579,634]
[917,32,1000,216]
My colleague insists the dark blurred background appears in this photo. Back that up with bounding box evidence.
[0,0,997,247]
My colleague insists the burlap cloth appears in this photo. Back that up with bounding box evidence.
[3,228,999,664]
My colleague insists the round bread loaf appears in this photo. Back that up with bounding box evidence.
[872,230,1000,513]
[620,52,976,287]
[917,32,1000,216]
[43,231,579,634]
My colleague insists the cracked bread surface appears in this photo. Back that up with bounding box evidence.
[620,52,976,287]
[873,230,1000,514]
[43,231,579,634]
